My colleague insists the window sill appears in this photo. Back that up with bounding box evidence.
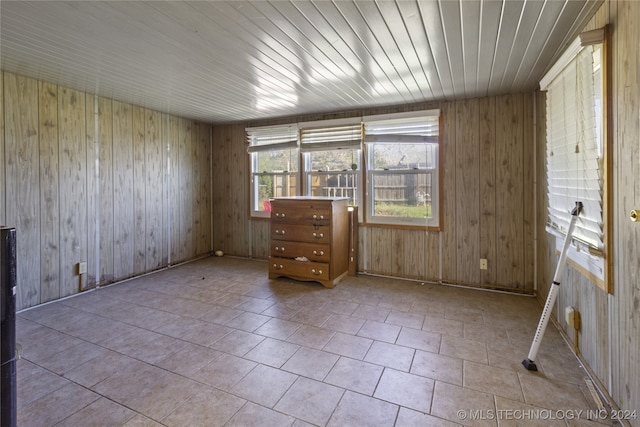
[546,226,605,287]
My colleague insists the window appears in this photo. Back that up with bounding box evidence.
[541,27,609,289]
[300,118,362,207]
[246,109,441,229]
[364,111,440,227]
[247,125,299,218]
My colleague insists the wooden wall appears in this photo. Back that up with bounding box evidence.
[1,71,213,310]
[536,1,640,423]
[212,93,535,292]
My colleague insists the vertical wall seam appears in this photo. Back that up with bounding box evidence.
[93,94,100,285]
[166,114,171,266]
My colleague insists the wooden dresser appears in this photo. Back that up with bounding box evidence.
[268,197,349,288]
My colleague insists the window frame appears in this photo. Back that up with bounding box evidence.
[246,109,442,230]
[363,110,441,228]
[541,26,610,292]
[247,124,299,219]
[299,118,363,214]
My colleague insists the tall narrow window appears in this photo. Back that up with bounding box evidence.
[247,125,299,218]
[541,27,609,289]
[364,110,440,227]
[300,118,362,208]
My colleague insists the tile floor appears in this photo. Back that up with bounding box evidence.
[16,257,614,426]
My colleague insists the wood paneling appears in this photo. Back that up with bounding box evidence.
[212,123,247,257]
[441,102,457,281]
[132,105,147,273]
[495,93,525,288]
[112,100,135,278]
[4,74,41,307]
[455,98,480,284]
[58,86,87,298]
[145,109,164,270]
[235,96,534,290]
[1,72,212,309]
[614,0,639,416]
[479,96,497,285]
[39,81,60,301]
[536,1,640,422]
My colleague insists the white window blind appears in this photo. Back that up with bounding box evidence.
[299,118,362,151]
[544,43,603,252]
[246,124,298,153]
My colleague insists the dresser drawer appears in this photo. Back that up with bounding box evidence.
[271,200,331,226]
[271,224,330,244]
[271,241,330,262]
[269,258,330,281]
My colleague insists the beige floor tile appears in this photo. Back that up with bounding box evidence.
[154,342,223,377]
[327,390,399,427]
[243,337,300,368]
[261,302,304,320]
[423,315,465,337]
[396,407,463,426]
[352,303,391,322]
[16,257,609,427]
[289,307,335,327]
[373,368,435,413]
[386,310,426,329]
[431,381,497,427]
[31,340,106,376]
[17,364,74,410]
[494,396,566,427]
[411,350,463,386]
[324,356,384,396]
[158,316,233,347]
[536,349,589,386]
[321,313,366,334]
[463,361,524,401]
[231,364,298,407]
[282,346,339,380]
[287,324,336,349]
[195,352,257,390]
[364,341,415,371]
[275,377,345,426]
[224,311,271,332]
[440,335,488,364]
[397,327,442,353]
[254,317,302,339]
[122,414,165,427]
[322,300,359,316]
[518,372,593,412]
[358,319,401,343]
[18,382,100,427]
[55,397,138,427]
[322,331,373,360]
[225,402,296,427]
[198,303,243,324]
[208,329,265,356]
[161,387,246,426]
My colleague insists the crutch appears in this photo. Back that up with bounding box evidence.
[522,201,583,371]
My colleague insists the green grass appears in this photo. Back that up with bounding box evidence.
[375,203,432,218]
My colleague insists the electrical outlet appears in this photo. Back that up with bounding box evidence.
[480,259,488,270]
[77,262,87,275]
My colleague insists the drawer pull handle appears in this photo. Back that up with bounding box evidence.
[274,212,286,218]
[311,269,323,276]
[312,250,324,256]
[275,246,285,252]
[275,230,285,235]
[312,232,324,239]
[273,263,283,270]
[312,214,325,220]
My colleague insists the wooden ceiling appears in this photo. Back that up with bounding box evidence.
[0,1,602,123]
